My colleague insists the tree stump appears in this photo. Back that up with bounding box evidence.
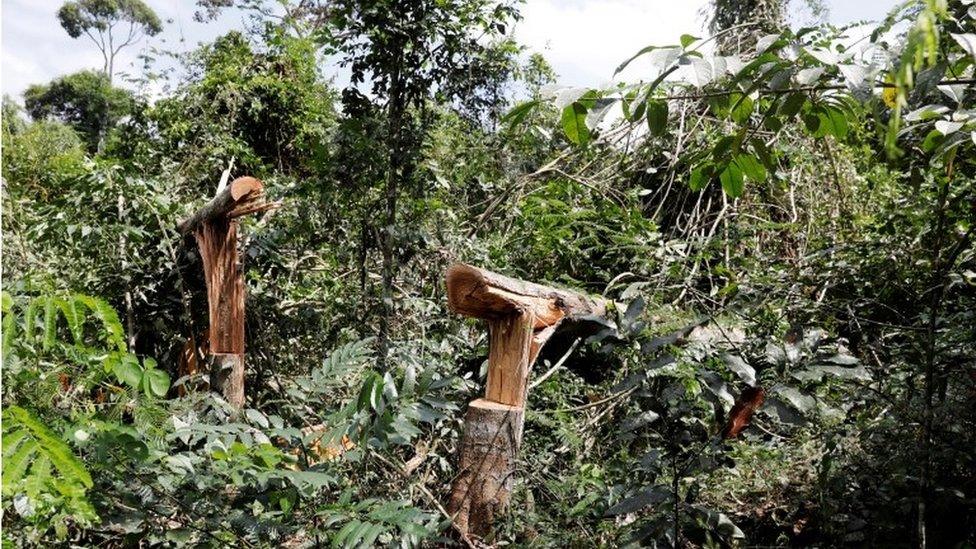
[447,399,524,536]
[178,176,277,408]
[444,263,612,538]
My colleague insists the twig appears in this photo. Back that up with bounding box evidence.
[369,451,478,549]
[529,338,580,390]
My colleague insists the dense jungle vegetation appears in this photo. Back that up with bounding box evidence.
[2,0,975,546]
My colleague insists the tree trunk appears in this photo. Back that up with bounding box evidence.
[378,61,405,370]
[447,399,524,539]
[178,176,276,409]
[210,353,244,409]
[444,263,616,537]
[117,194,136,350]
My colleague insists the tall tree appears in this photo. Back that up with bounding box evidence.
[321,0,521,367]
[57,0,163,81]
[23,70,135,152]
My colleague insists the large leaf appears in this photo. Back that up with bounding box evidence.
[145,367,171,398]
[815,106,849,139]
[501,100,540,132]
[114,353,144,387]
[722,354,756,386]
[561,102,590,146]
[735,153,767,182]
[645,100,668,137]
[605,485,669,516]
[719,162,744,197]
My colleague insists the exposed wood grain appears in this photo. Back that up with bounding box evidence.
[177,177,274,235]
[193,219,245,354]
[485,311,535,406]
[446,263,607,328]
[180,176,278,409]
[446,263,617,537]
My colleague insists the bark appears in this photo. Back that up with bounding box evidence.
[378,63,405,371]
[117,194,136,349]
[210,353,244,409]
[447,399,524,539]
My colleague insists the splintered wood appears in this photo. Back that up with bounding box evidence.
[194,219,245,354]
[178,176,277,409]
[445,263,611,538]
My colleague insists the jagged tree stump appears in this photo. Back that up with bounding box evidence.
[178,176,276,408]
[445,263,612,538]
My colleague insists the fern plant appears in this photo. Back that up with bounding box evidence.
[3,291,169,395]
[2,406,97,539]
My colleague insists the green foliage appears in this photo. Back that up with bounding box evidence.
[57,0,162,39]
[1,116,87,189]
[4,0,976,546]
[23,70,135,152]
[2,406,97,539]
[147,31,336,181]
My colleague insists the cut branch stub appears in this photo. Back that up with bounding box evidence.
[178,176,276,408]
[177,176,276,236]
[446,263,609,407]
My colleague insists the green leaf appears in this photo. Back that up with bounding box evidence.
[680,34,699,49]
[689,164,713,191]
[3,437,37,492]
[501,100,540,132]
[645,100,668,137]
[114,353,144,387]
[614,45,660,75]
[803,112,820,134]
[43,298,58,351]
[74,295,126,351]
[2,293,15,362]
[778,92,806,118]
[719,162,744,197]
[145,368,170,398]
[731,94,754,124]
[606,485,669,515]
[56,298,84,345]
[561,102,590,146]
[711,135,734,161]
[734,154,767,182]
[816,106,848,139]
[4,406,93,489]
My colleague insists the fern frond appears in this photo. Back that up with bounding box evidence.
[2,292,15,362]
[55,297,84,346]
[312,338,375,390]
[23,296,43,342]
[74,295,126,351]
[42,298,57,351]
[3,406,93,492]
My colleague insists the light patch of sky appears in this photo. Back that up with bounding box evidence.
[1,0,901,103]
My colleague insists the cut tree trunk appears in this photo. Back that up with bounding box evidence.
[447,399,524,538]
[445,263,613,538]
[178,176,277,408]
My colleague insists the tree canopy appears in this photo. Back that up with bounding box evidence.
[57,0,163,80]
